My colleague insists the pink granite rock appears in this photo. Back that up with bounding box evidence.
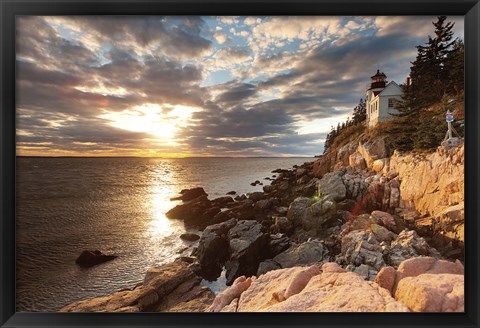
[273,265,320,301]
[374,266,396,294]
[237,263,409,312]
[395,273,464,312]
[208,276,253,312]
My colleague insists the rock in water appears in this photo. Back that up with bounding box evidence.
[180,233,200,242]
[75,250,117,268]
[170,187,208,202]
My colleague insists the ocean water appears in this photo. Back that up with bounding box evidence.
[16,157,312,312]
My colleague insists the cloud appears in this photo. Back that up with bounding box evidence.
[15,15,464,156]
[213,32,228,44]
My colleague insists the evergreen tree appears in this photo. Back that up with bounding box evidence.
[352,98,366,124]
[445,39,464,95]
[405,16,456,110]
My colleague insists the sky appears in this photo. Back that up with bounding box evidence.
[15,16,464,157]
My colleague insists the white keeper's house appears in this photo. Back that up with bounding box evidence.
[365,69,403,128]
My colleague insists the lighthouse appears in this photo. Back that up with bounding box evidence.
[365,69,403,128]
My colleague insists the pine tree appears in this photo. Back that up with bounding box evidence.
[352,98,366,124]
[445,39,464,95]
[405,16,456,110]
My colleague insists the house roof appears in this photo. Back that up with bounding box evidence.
[376,81,401,97]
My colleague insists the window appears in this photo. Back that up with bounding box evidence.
[388,98,395,107]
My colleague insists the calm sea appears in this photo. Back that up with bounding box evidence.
[16,157,312,312]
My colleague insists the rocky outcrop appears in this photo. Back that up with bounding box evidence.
[374,257,464,312]
[313,139,464,245]
[389,145,464,217]
[61,258,214,312]
[216,262,409,312]
[75,250,117,268]
[208,257,464,312]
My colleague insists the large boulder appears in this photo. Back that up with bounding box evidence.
[357,139,387,169]
[165,195,213,228]
[286,197,315,227]
[396,274,464,312]
[317,170,346,202]
[75,250,117,268]
[170,187,208,202]
[374,257,464,312]
[193,219,237,280]
[348,151,367,171]
[306,198,337,231]
[273,240,327,269]
[225,220,270,285]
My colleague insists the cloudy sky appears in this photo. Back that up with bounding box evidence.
[16,16,464,157]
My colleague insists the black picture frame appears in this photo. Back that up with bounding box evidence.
[1,0,479,327]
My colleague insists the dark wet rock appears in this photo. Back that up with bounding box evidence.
[255,198,276,211]
[227,199,255,220]
[263,185,274,193]
[225,220,270,285]
[297,174,311,185]
[272,216,293,235]
[273,240,327,269]
[170,187,208,202]
[234,194,247,202]
[257,259,281,276]
[75,250,117,268]
[166,195,212,227]
[226,191,237,195]
[275,207,288,216]
[337,199,357,212]
[191,207,222,229]
[287,197,315,227]
[211,196,235,208]
[248,192,266,202]
[306,198,337,231]
[268,233,291,256]
[192,219,237,280]
[180,233,200,242]
[294,177,319,197]
[275,180,290,192]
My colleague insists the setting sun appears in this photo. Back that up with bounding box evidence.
[99,104,198,141]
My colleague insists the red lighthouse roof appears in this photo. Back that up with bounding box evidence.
[371,69,387,80]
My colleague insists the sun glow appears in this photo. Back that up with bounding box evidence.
[99,103,197,141]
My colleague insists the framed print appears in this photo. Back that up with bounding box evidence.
[1,0,479,327]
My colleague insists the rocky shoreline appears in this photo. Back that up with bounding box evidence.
[61,139,464,312]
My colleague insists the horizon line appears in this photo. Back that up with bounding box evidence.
[16,155,317,159]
